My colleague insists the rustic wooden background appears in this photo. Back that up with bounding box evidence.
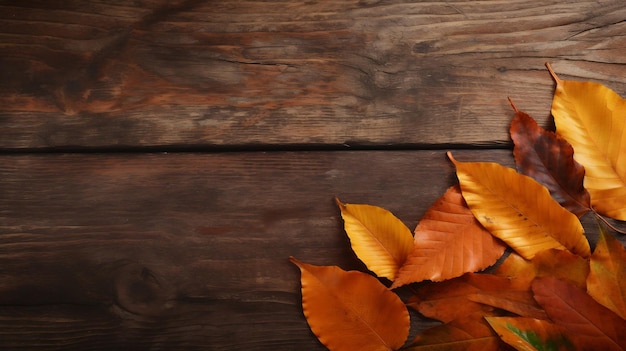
[1,1,625,350]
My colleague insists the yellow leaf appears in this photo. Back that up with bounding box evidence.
[449,153,590,259]
[290,257,410,351]
[548,63,626,220]
[337,199,414,280]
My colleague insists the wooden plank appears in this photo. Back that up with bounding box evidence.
[0,150,615,350]
[1,1,625,149]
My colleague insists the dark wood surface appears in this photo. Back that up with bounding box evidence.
[1,1,625,350]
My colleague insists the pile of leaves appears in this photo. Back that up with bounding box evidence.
[290,64,626,351]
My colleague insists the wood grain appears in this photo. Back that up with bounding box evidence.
[0,150,616,350]
[1,1,625,149]
[2,1,625,350]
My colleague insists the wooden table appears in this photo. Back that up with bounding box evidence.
[1,1,625,350]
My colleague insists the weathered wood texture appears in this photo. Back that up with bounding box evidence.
[0,150,615,350]
[1,0,625,149]
[2,1,626,350]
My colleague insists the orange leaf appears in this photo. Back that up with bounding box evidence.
[449,153,590,259]
[548,63,626,220]
[290,257,410,351]
[493,252,536,290]
[510,109,590,217]
[407,273,514,323]
[336,199,414,280]
[494,250,589,291]
[485,317,576,351]
[532,276,626,351]
[392,185,506,288]
[532,249,589,290]
[403,312,511,351]
[587,224,626,319]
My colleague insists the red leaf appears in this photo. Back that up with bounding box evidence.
[510,109,591,217]
[532,276,626,351]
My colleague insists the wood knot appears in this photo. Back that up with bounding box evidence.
[114,263,175,317]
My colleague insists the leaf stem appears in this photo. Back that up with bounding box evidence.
[545,62,561,84]
[507,97,518,112]
[593,210,626,235]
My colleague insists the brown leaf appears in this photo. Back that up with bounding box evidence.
[407,273,514,323]
[587,224,626,319]
[532,276,626,351]
[467,290,548,320]
[548,63,626,220]
[392,185,506,288]
[449,153,590,259]
[403,312,514,351]
[510,109,590,217]
[336,199,414,280]
[290,257,410,351]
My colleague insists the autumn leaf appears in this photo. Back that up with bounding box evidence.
[493,249,589,292]
[493,252,536,290]
[290,257,409,351]
[467,291,548,320]
[510,108,590,217]
[532,249,589,290]
[407,273,515,323]
[336,199,414,280]
[485,317,576,351]
[547,63,626,220]
[448,153,590,259]
[403,312,513,351]
[532,276,626,351]
[587,223,626,319]
[392,185,506,288]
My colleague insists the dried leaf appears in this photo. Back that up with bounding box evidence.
[510,109,590,217]
[493,252,536,290]
[548,64,626,220]
[392,185,506,288]
[403,312,513,351]
[467,291,548,320]
[290,257,409,351]
[532,249,589,290]
[336,199,414,280]
[532,276,626,351]
[485,317,577,351]
[407,273,514,323]
[493,249,589,293]
[587,223,626,319]
[448,153,590,259]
